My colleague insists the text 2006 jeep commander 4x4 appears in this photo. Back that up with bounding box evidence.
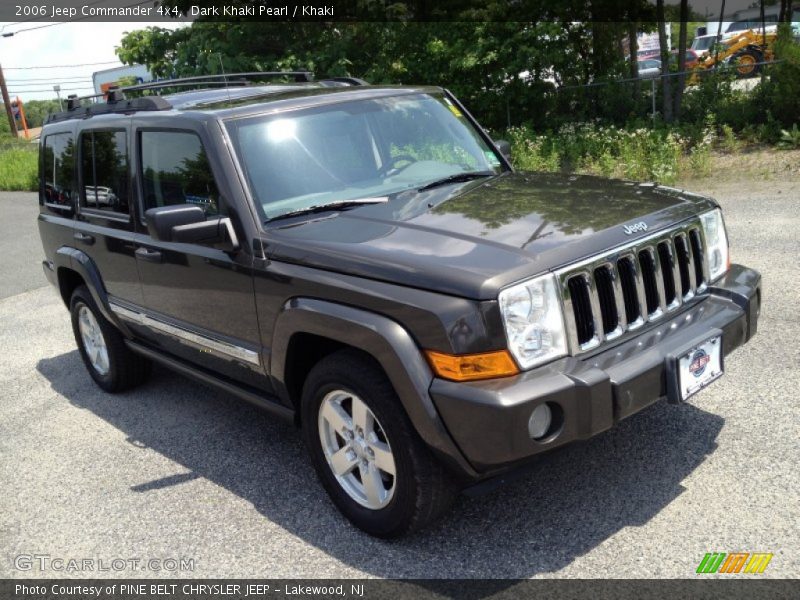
[37,73,761,537]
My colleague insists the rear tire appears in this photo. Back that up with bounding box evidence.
[301,349,456,538]
[70,286,151,393]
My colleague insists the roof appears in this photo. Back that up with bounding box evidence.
[171,85,440,120]
[44,75,441,125]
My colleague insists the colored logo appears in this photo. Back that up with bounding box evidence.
[696,552,773,574]
[689,349,710,378]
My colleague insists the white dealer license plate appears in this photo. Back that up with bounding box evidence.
[678,335,723,401]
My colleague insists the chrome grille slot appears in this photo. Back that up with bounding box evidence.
[557,219,708,355]
[638,248,661,317]
[616,257,643,327]
[689,228,707,289]
[593,265,619,336]
[673,232,695,299]
[567,275,595,346]
[657,240,680,310]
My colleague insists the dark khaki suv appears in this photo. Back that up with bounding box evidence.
[37,73,761,536]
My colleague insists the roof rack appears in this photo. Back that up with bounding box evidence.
[44,70,368,124]
[120,71,314,93]
[318,77,370,87]
[47,93,172,123]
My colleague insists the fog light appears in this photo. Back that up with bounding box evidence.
[528,403,552,440]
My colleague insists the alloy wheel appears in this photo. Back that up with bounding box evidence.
[318,389,396,510]
[77,305,110,376]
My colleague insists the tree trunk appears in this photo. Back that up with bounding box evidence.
[778,0,791,22]
[672,0,689,120]
[656,0,673,122]
[628,21,640,104]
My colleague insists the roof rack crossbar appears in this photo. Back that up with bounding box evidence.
[319,77,369,87]
[120,71,314,93]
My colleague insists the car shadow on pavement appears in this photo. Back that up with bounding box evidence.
[37,351,724,581]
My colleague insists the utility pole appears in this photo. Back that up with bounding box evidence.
[0,63,18,138]
[54,85,63,111]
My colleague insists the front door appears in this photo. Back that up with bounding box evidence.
[130,126,264,389]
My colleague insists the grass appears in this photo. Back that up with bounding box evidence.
[0,141,38,191]
[504,121,717,185]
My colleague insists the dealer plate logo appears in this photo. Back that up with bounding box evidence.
[688,349,711,378]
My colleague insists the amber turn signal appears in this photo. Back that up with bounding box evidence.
[425,349,519,382]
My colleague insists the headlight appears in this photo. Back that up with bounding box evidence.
[700,208,729,282]
[499,273,567,369]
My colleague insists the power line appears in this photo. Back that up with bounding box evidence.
[5,76,95,83]
[6,79,93,85]
[3,61,121,71]
[9,85,94,94]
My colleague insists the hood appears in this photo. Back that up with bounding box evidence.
[264,171,717,300]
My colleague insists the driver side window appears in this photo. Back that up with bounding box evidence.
[139,131,221,217]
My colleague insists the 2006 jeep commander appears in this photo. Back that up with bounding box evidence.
[37,73,761,537]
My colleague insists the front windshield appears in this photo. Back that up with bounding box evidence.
[226,93,505,220]
[692,36,715,51]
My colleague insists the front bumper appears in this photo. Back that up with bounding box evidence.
[430,264,761,476]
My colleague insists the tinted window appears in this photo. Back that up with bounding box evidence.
[42,133,76,211]
[80,130,129,215]
[140,131,220,216]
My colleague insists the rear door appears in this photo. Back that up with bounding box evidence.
[130,122,265,389]
[74,120,142,305]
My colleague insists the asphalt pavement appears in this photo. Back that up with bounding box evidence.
[0,184,798,579]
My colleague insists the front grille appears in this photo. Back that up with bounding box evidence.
[559,220,709,353]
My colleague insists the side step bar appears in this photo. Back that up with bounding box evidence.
[125,340,295,422]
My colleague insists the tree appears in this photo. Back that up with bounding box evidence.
[672,0,689,120]
[656,0,673,122]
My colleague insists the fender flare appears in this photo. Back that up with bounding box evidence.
[271,297,477,478]
[55,246,130,334]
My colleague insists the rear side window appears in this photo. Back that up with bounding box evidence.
[42,133,76,211]
[80,130,129,215]
[139,131,220,216]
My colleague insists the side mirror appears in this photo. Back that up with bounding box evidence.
[494,139,512,164]
[144,204,240,252]
[145,204,205,241]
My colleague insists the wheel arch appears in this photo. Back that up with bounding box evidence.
[270,297,477,478]
[54,246,119,328]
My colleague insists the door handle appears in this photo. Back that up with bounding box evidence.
[73,232,94,245]
[135,247,163,263]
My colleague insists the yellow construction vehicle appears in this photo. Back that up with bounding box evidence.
[689,29,777,83]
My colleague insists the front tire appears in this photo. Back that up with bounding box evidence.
[301,349,456,538]
[70,286,151,393]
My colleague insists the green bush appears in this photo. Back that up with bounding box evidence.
[777,124,800,149]
[0,146,38,191]
[767,24,800,128]
[506,121,714,184]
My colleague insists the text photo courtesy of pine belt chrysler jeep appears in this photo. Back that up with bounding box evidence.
[37,73,761,537]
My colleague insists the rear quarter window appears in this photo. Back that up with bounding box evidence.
[41,132,76,213]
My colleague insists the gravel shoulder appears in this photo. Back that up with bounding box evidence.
[0,172,798,579]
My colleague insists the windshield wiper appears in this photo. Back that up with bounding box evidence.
[265,197,389,223]
[417,171,497,192]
